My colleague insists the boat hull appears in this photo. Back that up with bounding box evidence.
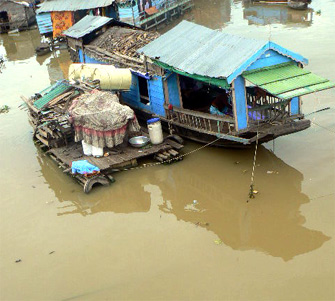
[126,105,311,148]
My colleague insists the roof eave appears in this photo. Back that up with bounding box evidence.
[227,41,309,84]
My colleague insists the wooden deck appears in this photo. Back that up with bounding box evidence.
[46,138,183,193]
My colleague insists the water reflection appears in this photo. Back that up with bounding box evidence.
[0,30,41,61]
[193,0,232,28]
[37,145,330,261]
[243,0,313,26]
[46,52,70,83]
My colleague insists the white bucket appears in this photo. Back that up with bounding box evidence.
[147,118,164,145]
[82,140,92,156]
[92,145,104,157]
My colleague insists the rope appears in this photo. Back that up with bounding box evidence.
[113,136,223,173]
[311,121,335,134]
[248,121,260,200]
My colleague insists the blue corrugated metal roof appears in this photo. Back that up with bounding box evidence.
[37,0,115,13]
[139,21,307,83]
[63,15,112,39]
[36,12,53,34]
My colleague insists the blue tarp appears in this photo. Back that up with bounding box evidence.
[71,160,100,175]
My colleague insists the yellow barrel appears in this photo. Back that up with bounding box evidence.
[68,63,132,90]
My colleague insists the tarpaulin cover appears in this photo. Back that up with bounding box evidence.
[51,11,74,38]
[69,91,140,148]
[71,160,100,175]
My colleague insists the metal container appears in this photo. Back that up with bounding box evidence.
[68,63,132,90]
[129,136,150,148]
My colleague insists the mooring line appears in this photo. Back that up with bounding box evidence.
[114,137,223,173]
[311,121,335,134]
[248,121,260,200]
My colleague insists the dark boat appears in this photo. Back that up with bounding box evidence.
[288,0,311,10]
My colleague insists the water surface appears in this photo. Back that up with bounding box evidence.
[0,0,334,300]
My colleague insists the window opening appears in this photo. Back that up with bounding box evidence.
[179,75,232,117]
[138,76,150,105]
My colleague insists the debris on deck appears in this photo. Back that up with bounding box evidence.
[23,80,184,193]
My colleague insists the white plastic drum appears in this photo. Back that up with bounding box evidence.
[68,63,132,90]
[147,118,164,145]
[82,140,92,156]
[92,146,104,157]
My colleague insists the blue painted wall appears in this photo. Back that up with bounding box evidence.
[290,96,300,115]
[166,73,181,107]
[148,75,165,116]
[122,74,142,107]
[78,50,107,64]
[233,76,248,130]
[246,50,293,71]
[105,5,117,18]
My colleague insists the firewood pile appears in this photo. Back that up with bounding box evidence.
[94,29,160,58]
[85,27,160,71]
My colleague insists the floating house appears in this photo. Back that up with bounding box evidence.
[0,0,36,33]
[117,0,194,30]
[67,20,335,147]
[35,0,118,38]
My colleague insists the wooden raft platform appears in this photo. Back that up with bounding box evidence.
[47,138,183,193]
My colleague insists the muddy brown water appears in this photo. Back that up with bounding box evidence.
[0,0,334,300]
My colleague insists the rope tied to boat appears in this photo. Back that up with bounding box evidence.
[248,121,260,201]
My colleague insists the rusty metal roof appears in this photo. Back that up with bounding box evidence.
[63,15,112,39]
[37,0,115,13]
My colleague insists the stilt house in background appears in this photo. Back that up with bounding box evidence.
[117,0,194,30]
[0,0,36,33]
[35,0,118,38]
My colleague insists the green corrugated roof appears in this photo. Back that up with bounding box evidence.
[243,63,335,100]
[33,82,71,110]
[277,81,335,100]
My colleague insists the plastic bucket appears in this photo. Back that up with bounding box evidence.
[147,118,163,145]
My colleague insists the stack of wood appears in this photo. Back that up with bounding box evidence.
[85,27,160,72]
[95,30,160,58]
[22,86,81,149]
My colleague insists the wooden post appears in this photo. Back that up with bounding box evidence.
[231,82,239,131]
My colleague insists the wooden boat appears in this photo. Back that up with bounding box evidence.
[288,0,310,10]
[65,20,334,148]
[251,0,311,9]
[35,43,51,56]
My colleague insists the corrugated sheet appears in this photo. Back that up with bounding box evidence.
[243,63,310,86]
[277,82,335,100]
[37,0,115,13]
[261,73,329,95]
[34,82,71,110]
[243,63,335,100]
[138,20,267,79]
[36,12,53,34]
[63,15,112,39]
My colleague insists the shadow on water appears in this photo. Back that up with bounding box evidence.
[36,144,330,261]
